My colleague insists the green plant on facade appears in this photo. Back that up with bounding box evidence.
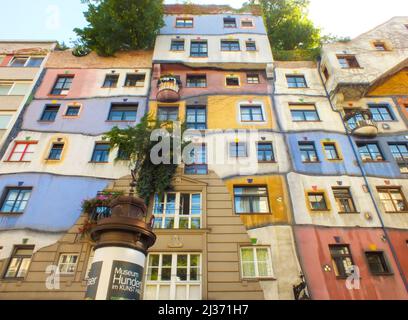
[104,114,187,204]
[74,0,164,56]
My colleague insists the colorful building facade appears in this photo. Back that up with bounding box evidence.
[0,6,406,300]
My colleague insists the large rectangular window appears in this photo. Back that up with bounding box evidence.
[186,106,206,130]
[369,104,394,121]
[329,245,354,278]
[190,41,207,57]
[40,105,59,121]
[290,104,319,121]
[153,193,202,229]
[221,40,240,51]
[51,76,73,95]
[186,75,207,88]
[299,142,319,163]
[91,143,110,163]
[307,192,328,211]
[357,142,384,161]
[240,247,272,279]
[234,186,269,214]
[3,246,34,279]
[157,107,179,121]
[377,187,408,213]
[240,105,264,122]
[229,142,247,158]
[389,143,408,173]
[0,187,32,213]
[257,142,275,162]
[286,75,307,88]
[185,144,207,175]
[108,104,138,121]
[144,253,201,300]
[7,141,37,162]
[332,187,357,213]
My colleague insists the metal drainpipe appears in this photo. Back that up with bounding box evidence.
[317,57,408,292]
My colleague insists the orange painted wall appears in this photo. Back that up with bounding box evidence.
[369,68,408,96]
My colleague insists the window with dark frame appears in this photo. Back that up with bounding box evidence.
[221,40,240,51]
[374,42,387,51]
[3,246,34,279]
[307,192,328,211]
[9,57,28,67]
[91,143,110,163]
[234,186,269,214]
[65,105,80,117]
[365,251,391,275]
[226,76,240,86]
[170,39,185,51]
[190,41,208,57]
[51,75,73,95]
[323,142,341,160]
[286,75,307,88]
[176,18,193,28]
[229,142,247,158]
[108,104,138,121]
[247,73,260,84]
[246,41,257,51]
[299,142,319,163]
[40,105,59,121]
[223,17,237,28]
[357,142,384,161]
[117,148,130,161]
[186,106,206,129]
[322,65,330,81]
[186,74,207,88]
[157,107,179,122]
[240,105,264,122]
[185,144,207,175]
[329,245,354,278]
[241,20,254,28]
[0,187,32,213]
[337,55,360,68]
[124,74,145,87]
[369,104,394,121]
[332,187,357,213]
[102,74,119,88]
[47,143,64,160]
[388,143,408,173]
[58,254,79,274]
[290,104,319,121]
[257,142,274,162]
[377,187,408,213]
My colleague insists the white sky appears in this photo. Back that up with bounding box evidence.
[166,0,408,38]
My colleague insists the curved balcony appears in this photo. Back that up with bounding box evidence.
[344,110,378,137]
[157,76,181,102]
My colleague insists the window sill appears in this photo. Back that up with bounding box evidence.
[292,120,322,123]
[3,160,31,163]
[189,56,208,58]
[170,50,185,52]
[88,161,109,164]
[370,272,394,276]
[123,85,144,88]
[236,212,272,216]
[37,120,55,123]
[105,120,136,123]
[242,276,276,281]
[310,210,330,213]
[47,94,68,98]
[385,211,408,214]
[338,211,360,215]
[0,212,24,215]
[62,116,80,119]
[302,161,321,164]
[258,161,277,164]
[362,160,389,163]
[101,86,118,89]
[185,86,207,89]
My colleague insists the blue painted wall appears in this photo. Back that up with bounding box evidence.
[160,14,267,35]
[287,133,361,176]
[0,173,110,231]
[22,97,147,135]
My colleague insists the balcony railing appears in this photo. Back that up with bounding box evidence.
[157,76,181,102]
[343,110,378,137]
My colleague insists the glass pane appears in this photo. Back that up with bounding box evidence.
[242,262,255,277]
[241,248,254,262]
[162,255,172,267]
[17,258,31,277]
[161,268,171,281]
[179,217,189,229]
[190,254,199,267]
[176,268,187,281]
[177,255,188,267]
[148,255,159,267]
[5,258,19,277]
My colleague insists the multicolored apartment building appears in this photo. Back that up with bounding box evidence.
[0,5,406,300]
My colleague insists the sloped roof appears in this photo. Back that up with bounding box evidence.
[164,4,261,15]
[369,57,408,91]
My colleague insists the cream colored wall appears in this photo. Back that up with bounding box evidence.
[247,226,301,300]
[153,34,273,68]
[287,172,382,228]
[0,131,130,179]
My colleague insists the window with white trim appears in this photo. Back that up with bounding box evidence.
[144,253,201,300]
[153,193,202,229]
[57,254,79,275]
[240,247,273,279]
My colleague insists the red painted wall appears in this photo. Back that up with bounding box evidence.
[387,229,408,281]
[295,225,408,300]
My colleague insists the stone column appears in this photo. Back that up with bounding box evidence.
[85,196,156,300]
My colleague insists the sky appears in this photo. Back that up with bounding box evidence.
[0,0,406,44]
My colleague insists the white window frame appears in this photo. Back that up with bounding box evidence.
[237,101,267,125]
[8,56,45,67]
[153,192,202,229]
[57,253,79,275]
[144,253,202,300]
[240,246,273,279]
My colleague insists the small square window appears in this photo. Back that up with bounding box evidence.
[171,40,185,51]
[9,57,28,67]
[286,75,307,88]
[308,192,328,211]
[1,187,32,213]
[365,251,391,275]
[229,142,247,158]
[124,74,145,87]
[176,18,193,28]
[241,20,254,28]
[223,17,237,28]
[257,142,274,162]
[246,41,256,51]
[247,74,260,84]
[103,74,119,88]
[117,148,130,160]
[58,254,79,275]
[299,142,319,162]
[377,187,408,213]
[388,143,408,173]
[369,104,394,121]
[323,142,341,160]
[51,76,73,95]
[65,105,80,117]
[157,107,179,122]
[47,143,64,160]
[91,143,110,163]
[190,41,208,57]
[40,105,59,122]
[3,246,34,279]
[226,76,240,86]
[374,42,387,51]
[240,105,264,122]
[240,247,272,279]
[337,55,360,68]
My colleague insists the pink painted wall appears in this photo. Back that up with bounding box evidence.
[294,225,408,300]
[150,63,271,100]
[387,229,408,282]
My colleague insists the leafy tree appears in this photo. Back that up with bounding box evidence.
[74,0,164,56]
[244,0,321,51]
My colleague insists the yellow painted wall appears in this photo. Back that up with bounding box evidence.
[149,95,275,129]
[224,175,291,229]
[369,69,408,96]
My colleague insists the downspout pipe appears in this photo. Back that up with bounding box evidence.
[317,57,408,292]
